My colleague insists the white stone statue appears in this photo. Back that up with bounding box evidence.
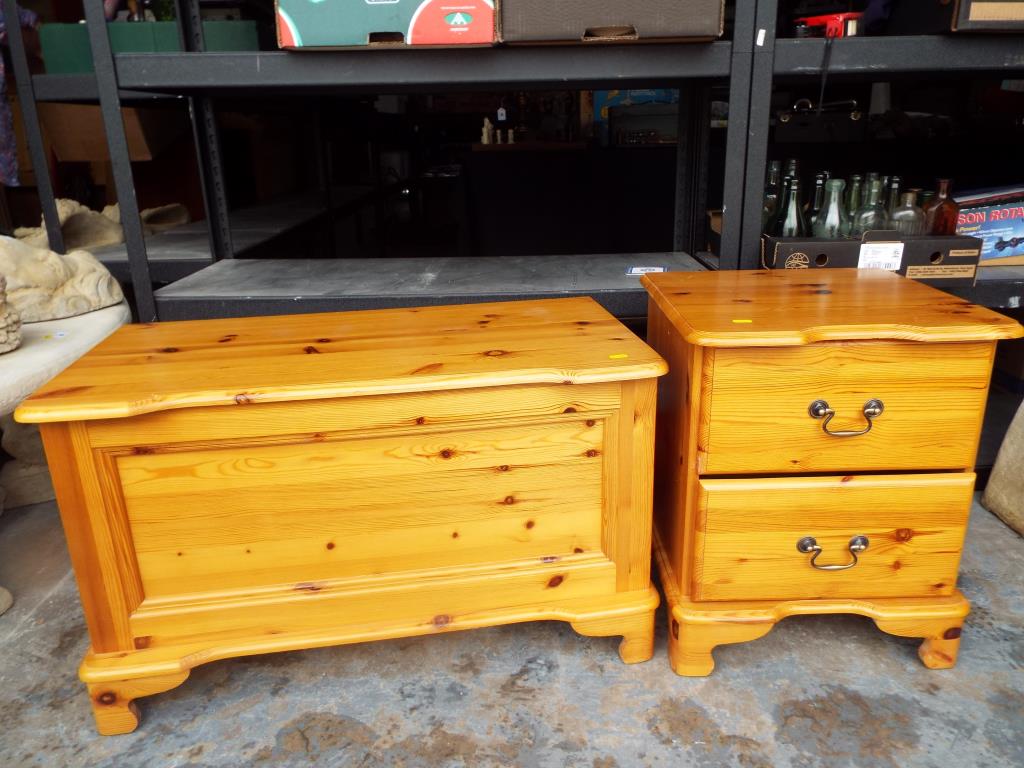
[0,236,123,323]
[15,198,124,251]
[0,276,21,354]
[0,278,20,356]
[15,199,190,251]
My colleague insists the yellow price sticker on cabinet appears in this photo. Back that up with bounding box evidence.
[732,319,753,324]
[609,353,629,359]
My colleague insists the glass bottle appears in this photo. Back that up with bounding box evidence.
[813,178,846,239]
[851,179,887,236]
[762,160,782,226]
[885,175,902,216]
[784,158,801,183]
[768,177,807,237]
[843,175,863,235]
[888,191,925,235]
[808,173,827,225]
[923,179,959,236]
[919,190,936,210]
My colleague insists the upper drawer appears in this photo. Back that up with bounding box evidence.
[699,341,993,474]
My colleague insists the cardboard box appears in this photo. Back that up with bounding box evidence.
[954,0,1024,31]
[760,232,982,288]
[37,103,187,163]
[707,208,722,255]
[880,0,1024,33]
[276,0,497,48]
[955,186,1024,266]
[500,0,723,43]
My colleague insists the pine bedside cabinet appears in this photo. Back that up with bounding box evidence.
[641,268,1022,676]
[15,298,667,734]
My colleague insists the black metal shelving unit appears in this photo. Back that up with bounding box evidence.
[738,1,1024,308]
[9,0,1024,318]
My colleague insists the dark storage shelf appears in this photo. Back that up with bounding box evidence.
[153,252,706,320]
[32,73,176,103]
[112,43,733,94]
[774,35,1024,77]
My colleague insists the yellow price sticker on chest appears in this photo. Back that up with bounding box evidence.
[609,353,629,359]
[732,319,753,324]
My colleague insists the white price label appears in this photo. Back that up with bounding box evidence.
[857,242,904,271]
[626,266,667,276]
[497,107,507,122]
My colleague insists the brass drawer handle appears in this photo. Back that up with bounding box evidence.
[808,399,884,437]
[796,535,869,571]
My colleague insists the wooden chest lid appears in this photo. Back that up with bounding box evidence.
[642,268,1023,348]
[16,297,667,423]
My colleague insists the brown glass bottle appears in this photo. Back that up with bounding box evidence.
[923,179,959,235]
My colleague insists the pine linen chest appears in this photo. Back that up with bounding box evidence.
[641,268,1022,676]
[16,298,667,734]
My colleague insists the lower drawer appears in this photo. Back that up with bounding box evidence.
[692,473,975,601]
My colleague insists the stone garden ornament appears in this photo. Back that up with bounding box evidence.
[0,236,123,322]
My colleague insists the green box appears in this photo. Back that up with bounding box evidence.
[275,0,496,48]
[41,21,259,74]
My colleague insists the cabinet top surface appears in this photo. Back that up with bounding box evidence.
[16,297,666,423]
[642,268,1023,348]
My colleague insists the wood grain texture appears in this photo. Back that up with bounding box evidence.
[643,269,1006,676]
[15,297,666,423]
[692,474,975,601]
[39,422,142,653]
[29,299,665,734]
[82,586,661,683]
[655,531,970,676]
[84,382,622,448]
[642,268,1024,347]
[86,672,190,736]
[647,299,706,595]
[701,340,994,474]
[116,416,606,597]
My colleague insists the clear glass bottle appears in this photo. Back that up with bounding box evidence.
[888,191,925,235]
[762,160,782,227]
[885,175,902,215]
[808,173,827,225]
[852,179,887,236]
[813,178,846,239]
[923,179,959,236]
[768,177,807,237]
[843,175,863,235]
[784,158,801,183]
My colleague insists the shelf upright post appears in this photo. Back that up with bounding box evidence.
[673,85,711,256]
[717,0,758,267]
[312,106,336,257]
[3,0,64,252]
[82,0,157,321]
[174,0,233,260]
[739,0,778,267]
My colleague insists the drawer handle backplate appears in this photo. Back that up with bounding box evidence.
[808,399,884,437]
[796,535,869,571]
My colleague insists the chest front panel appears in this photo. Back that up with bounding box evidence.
[116,416,606,599]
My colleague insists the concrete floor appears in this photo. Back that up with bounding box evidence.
[0,498,1022,768]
